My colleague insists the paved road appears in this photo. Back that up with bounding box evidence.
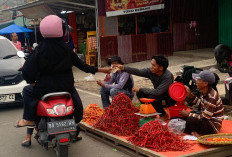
[0,89,129,157]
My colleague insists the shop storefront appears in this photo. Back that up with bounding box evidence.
[1,0,219,66]
[97,0,218,66]
[172,0,218,51]
[98,0,172,65]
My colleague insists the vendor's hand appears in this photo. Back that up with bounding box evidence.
[180,109,189,117]
[184,85,191,94]
[98,67,112,74]
[132,86,140,92]
[31,83,36,86]
[97,80,105,87]
[184,85,194,98]
[115,64,124,71]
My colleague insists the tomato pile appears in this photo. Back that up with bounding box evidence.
[82,104,104,125]
[128,120,193,152]
[94,93,140,136]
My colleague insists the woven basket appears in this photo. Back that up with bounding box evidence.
[197,133,232,145]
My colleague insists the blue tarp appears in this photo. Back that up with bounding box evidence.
[0,24,33,34]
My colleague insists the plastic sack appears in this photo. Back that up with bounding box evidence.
[167,118,186,135]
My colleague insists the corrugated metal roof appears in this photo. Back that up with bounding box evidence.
[0,0,96,19]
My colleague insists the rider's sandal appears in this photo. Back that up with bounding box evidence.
[14,119,35,128]
[72,136,82,142]
[21,140,31,147]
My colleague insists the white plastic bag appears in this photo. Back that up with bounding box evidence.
[183,135,198,141]
[84,74,95,81]
[168,118,186,135]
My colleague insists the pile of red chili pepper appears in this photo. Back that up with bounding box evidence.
[128,120,193,152]
[94,93,140,136]
[82,104,104,125]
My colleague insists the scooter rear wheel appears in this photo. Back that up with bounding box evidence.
[56,144,68,157]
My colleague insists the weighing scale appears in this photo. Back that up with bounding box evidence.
[135,98,161,127]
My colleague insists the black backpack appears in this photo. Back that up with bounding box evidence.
[175,65,220,95]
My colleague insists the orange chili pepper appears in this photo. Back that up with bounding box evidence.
[206,137,232,142]
[83,104,104,125]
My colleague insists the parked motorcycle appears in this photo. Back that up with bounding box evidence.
[34,92,77,157]
[214,44,232,105]
[214,44,232,75]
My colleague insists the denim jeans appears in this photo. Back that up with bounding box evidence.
[100,87,134,108]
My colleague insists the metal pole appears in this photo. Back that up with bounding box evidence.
[33,19,37,43]
[23,16,27,49]
[95,0,101,67]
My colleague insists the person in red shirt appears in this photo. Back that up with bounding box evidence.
[10,32,22,50]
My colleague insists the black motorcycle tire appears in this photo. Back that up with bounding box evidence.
[56,144,68,157]
[217,62,229,73]
[229,87,232,106]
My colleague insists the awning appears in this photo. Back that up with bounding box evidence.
[0,0,96,19]
[0,24,33,34]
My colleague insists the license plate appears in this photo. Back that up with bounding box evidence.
[47,119,76,135]
[0,94,15,103]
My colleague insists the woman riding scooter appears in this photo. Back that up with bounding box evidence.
[15,15,111,147]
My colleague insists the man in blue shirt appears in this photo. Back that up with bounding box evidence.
[97,56,134,108]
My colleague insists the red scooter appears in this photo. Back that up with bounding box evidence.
[35,92,77,157]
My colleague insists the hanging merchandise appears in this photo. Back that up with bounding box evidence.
[85,31,97,66]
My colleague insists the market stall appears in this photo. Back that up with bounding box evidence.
[80,120,232,157]
[0,23,33,49]
[85,31,97,66]
[80,93,232,157]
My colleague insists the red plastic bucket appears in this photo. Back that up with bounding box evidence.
[169,105,188,118]
[169,82,187,102]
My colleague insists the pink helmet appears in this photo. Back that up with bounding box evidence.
[40,15,63,38]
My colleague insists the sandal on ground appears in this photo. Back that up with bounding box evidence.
[21,140,31,147]
[73,136,82,142]
[159,114,169,121]
[14,119,35,128]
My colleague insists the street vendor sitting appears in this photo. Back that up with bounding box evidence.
[116,56,176,120]
[97,56,134,108]
[181,70,224,137]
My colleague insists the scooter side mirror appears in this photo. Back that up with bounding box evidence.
[17,51,25,58]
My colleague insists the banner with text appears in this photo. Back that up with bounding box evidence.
[105,0,164,17]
